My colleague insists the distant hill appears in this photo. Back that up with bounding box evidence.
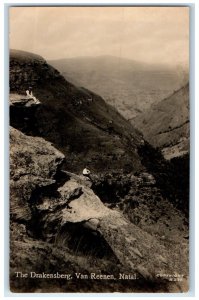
[49,55,188,120]
[132,84,189,159]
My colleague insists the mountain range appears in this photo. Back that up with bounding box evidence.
[49,55,188,120]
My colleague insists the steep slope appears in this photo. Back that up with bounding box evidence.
[10,50,145,174]
[132,84,189,160]
[49,56,188,120]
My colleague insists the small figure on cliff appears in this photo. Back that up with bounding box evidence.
[82,167,91,180]
[26,86,33,97]
[25,86,40,105]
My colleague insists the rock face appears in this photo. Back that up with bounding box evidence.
[10,50,61,91]
[10,127,188,293]
[10,93,40,107]
[10,127,65,221]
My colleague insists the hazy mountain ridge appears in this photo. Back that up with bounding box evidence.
[49,55,188,120]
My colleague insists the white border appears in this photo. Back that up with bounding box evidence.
[1,1,198,299]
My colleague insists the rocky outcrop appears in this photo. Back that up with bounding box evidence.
[10,93,41,135]
[10,127,188,292]
[10,93,40,107]
[10,127,65,221]
[10,127,119,292]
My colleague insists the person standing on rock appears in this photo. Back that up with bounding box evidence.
[25,86,40,105]
[26,86,33,97]
[82,167,92,180]
[28,86,33,96]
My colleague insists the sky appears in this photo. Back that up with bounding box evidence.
[9,6,189,67]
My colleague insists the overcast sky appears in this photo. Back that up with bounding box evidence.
[9,6,189,67]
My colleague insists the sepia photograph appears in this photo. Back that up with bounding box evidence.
[9,5,190,293]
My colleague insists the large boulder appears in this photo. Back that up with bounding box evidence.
[10,126,65,221]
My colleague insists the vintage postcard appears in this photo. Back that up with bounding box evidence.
[9,6,190,293]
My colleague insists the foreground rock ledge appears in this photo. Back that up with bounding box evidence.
[10,126,188,292]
